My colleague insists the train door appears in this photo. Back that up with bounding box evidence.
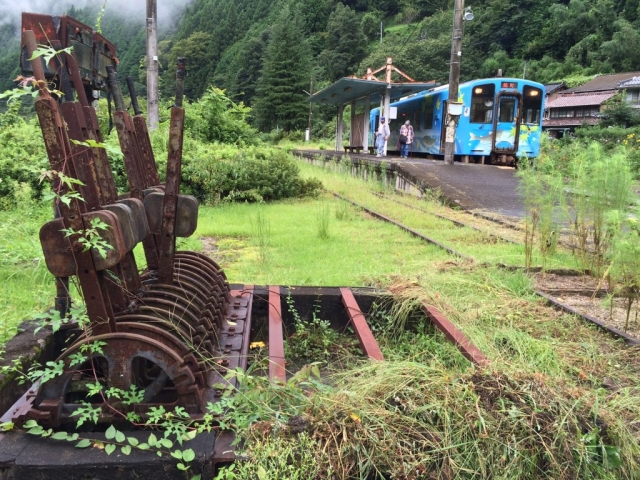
[439,100,447,154]
[492,92,522,154]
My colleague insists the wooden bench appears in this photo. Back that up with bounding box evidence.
[344,146,376,155]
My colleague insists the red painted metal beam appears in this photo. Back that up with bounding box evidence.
[421,304,489,367]
[340,288,384,361]
[268,286,287,383]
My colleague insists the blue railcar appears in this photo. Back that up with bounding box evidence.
[370,78,545,166]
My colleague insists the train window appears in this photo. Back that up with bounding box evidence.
[423,105,434,129]
[522,86,543,124]
[470,84,495,123]
[498,98,516,123]
[413,110,421,129]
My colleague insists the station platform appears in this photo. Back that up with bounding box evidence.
[293,150,525,220]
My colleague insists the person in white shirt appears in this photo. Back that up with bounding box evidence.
[399,120,414,158]
[376,117,390,157]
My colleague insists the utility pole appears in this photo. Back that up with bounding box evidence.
[307,76,313,141]
[380,22,383,44]
[443,0,465,165]
[146,0,159,130]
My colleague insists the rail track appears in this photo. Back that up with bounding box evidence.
[330,189,640,346]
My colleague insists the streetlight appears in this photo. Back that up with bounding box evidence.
[443,1,473,165]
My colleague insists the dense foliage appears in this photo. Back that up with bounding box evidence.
[5,0,640,131]
[181,145,322,203]
[0,102,48,208]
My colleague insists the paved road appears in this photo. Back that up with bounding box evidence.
[295,150,525,220]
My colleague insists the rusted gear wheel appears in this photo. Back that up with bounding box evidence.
[25,333,205,427]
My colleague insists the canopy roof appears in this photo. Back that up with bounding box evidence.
[307,77,439,106]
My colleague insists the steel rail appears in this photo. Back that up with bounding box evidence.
[330,192,473,261]
[371,192,521,245]
[329,190,640,346]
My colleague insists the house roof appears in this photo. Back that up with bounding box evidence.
[545,91,616,109]
[544,83,565,94]
[619,76,640,88]
[565,72,640,93]
[543,117,600,128]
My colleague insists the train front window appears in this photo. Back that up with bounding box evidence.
[498,98,516,123]
[522,86,543,124]
[470,84,495,123]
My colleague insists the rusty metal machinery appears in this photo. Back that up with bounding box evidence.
[15,16,242,428]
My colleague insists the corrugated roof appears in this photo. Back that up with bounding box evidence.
[544,83,565,94]
[619,76,640,87]
[307,77,439,105]
[565,72,640,93]
[546,92,616,108]
[543,117,600,128]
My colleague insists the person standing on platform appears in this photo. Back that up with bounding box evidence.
[376,117,390,157]
[399,120,414,158]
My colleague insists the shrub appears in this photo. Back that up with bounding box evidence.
[0,107,48,208]
[182,145,322,203]
[185,87,259,147]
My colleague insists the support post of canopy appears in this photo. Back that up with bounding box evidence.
[363,96,370,152]
[349,99,356,147]
[336,104,344,152]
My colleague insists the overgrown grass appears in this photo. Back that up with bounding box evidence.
[296,158,578,268]
[2,153,640,478]
[0,204,59,343]
[195,198,449,286]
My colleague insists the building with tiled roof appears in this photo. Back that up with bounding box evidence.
[618,76,640,108]
[543,72,640,136]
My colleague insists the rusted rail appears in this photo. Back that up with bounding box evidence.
[340,288,384,361]
[331,191,473,260]
[372,191,520,245]
[268,286,287,383]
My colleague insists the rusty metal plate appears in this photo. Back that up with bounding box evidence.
[117,197,150,243]
[39,211,126,277]
[144,192,199,237]
[103,203,136,252]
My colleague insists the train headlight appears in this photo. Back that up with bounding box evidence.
[474,87,483,94]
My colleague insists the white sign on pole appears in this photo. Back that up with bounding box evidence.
[389,107,398,119]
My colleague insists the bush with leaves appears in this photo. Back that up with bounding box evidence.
[181,145,321,203]
[0,103,48,208]
[186,87,258,146]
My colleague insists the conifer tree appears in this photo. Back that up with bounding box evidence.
[254,6,311,132]
[320,4,367,82]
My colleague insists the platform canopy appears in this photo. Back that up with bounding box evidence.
[307,77,439,105]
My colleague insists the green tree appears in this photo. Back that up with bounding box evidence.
[600,92,640,128]
[165,32,213,100]
[254,6,311,132]
[361,12,381,41]
[320,4,367,82]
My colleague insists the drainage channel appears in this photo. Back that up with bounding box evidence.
[330,190,640,347]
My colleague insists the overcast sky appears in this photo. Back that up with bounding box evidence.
[0,0,190,30]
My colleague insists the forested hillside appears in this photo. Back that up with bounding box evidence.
[2,0,640,133]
